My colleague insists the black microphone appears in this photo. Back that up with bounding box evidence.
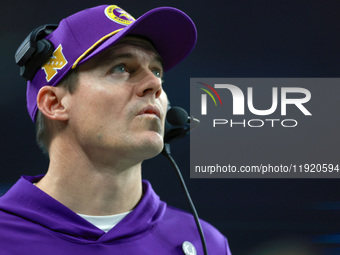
[166,107,188,126]
[164,107,200,144]
[166,106,200,127]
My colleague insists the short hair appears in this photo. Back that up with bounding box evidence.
[35,68,78,155]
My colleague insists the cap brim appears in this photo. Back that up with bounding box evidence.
[78,7,197,72]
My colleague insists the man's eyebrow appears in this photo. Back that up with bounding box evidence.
[109,52,134,61]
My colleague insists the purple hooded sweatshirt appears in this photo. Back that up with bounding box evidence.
[0,175,231,254]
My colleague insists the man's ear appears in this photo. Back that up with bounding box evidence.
[37,86,69,121]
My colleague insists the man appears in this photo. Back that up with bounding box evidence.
[0,4,231,254]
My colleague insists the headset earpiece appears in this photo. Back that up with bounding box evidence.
[15,24,58,81]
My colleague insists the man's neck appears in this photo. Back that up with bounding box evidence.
[36,144,143,216]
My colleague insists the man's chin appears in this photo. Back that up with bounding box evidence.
[136,133,164,159]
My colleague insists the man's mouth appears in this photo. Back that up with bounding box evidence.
[137,105,161,119]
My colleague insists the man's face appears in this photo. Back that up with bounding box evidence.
[65,37,168,164]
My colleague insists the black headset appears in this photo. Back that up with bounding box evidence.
[15,24,58,81]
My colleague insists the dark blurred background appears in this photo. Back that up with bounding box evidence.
[1,0,340,254]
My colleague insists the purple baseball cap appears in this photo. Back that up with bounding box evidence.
[26,4,197,122]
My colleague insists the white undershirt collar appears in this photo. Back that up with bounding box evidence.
[77,211,131,233]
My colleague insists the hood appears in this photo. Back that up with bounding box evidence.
[0,175,166,243]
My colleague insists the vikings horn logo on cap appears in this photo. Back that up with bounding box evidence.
[105,5,135,26]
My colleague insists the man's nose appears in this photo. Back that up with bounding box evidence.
[135,69,162,98]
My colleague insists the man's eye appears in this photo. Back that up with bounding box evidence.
[152,69,162,78]
[111,64,126,73]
